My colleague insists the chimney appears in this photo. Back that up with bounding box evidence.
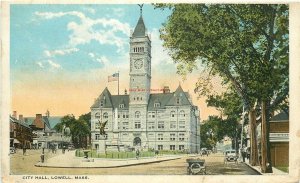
[12,111,17,119]
[163,86,170,94]
[36,114,42,120]
[19,114,24,122]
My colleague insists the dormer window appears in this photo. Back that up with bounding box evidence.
[119,104,124,108]
[176,98,180,104]
[154,103,160,108]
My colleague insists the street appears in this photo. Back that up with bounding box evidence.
[10,150,259,175]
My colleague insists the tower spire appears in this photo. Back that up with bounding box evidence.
[138,4,144,16]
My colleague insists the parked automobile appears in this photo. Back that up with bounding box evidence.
[224,150,238,164]
[10,147,16,154]
[68,145,75,150]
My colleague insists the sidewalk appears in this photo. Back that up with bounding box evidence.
[35,151,182,168]
[242,159,288,175]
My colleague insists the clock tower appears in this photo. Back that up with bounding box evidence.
[129,9,151,106]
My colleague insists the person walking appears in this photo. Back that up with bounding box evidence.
[241,145,246,162]
[136,149,140,160]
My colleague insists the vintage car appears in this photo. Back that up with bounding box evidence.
[10,147,16,154]
[224,150,238,164]
[186,158,206,175]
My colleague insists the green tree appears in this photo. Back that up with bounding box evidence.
[54,114,91,148]
[201,116,240,151]
[155,4,288,172]
[70,119,90,148]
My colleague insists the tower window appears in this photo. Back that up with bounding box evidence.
[100,100,104,107]
[137,97,139,101]
[176,98,180,104]
[119,104,124,108]
[135,111,141,118]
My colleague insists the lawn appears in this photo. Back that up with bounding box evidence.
[75,150,155,159]
[275,166,289,173]
[75,149,187,159]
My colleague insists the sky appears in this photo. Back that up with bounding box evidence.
[10,4,220,120]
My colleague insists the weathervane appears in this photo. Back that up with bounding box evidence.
[138,4,144,16]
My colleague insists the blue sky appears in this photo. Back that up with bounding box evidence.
[11,4,171,73]
[10,4,219,119]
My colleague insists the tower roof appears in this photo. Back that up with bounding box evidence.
[132,16,146,37]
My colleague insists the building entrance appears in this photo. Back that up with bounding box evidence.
[133,137,141,146]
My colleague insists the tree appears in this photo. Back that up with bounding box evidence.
[201,116,240,151]
[155,4,288,172]
[54,114,91,148]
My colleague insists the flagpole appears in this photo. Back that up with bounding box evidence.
[118,71,119,95]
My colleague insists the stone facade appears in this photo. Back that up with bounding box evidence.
[90,11,200,153]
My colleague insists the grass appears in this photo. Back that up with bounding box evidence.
[75,149,156,159]
[275,166,289,173]
[75,149,187,159]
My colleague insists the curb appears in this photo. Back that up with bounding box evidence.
[244,162,263,175]
[35,157,181,168]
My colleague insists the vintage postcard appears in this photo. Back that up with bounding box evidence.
[1,1,300,183]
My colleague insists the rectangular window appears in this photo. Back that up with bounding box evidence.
[123,114,126,118]
[158,145,163,150]
[148,122,155,129]
[148,133,154,139]
[122,122,128,129]
[158,134,163,140]
[135,121,141,129]
[179,145,185,150]
[95,134,100,140]
[158,121,164,129]
[170,145,175,150]
[179,121,185,129]
[118,114,120,118]
[95,122,100,129]
[170,121,176,129]
[148,112,155,118]
[170,134,176,141]
[126,114,129,118]
[179,133,185,141]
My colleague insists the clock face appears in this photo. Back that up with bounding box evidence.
[134,59,143,69]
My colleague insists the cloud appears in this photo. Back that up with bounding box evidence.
[96,56,110,65]
[149,28,174,67]
[44,48,79,57]
[88,52,95,58]
[36,61,44,68]
[48,60,61,69]
[112,8,125,17]
[35,11,130,53]
[84,7,96,14]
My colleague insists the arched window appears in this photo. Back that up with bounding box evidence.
[179,110,185,117]
[103,112,108,119]
[95,112,100,119]
[170,111,175,118]
[135,111,141,118]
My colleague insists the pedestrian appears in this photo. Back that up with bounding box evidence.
[241,147,246,162]
[40,153,45,163]
[136,149,140,160]
[22,146,26,155]
[246,147,250,160]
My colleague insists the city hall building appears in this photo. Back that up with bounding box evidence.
[90,10,200,153]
